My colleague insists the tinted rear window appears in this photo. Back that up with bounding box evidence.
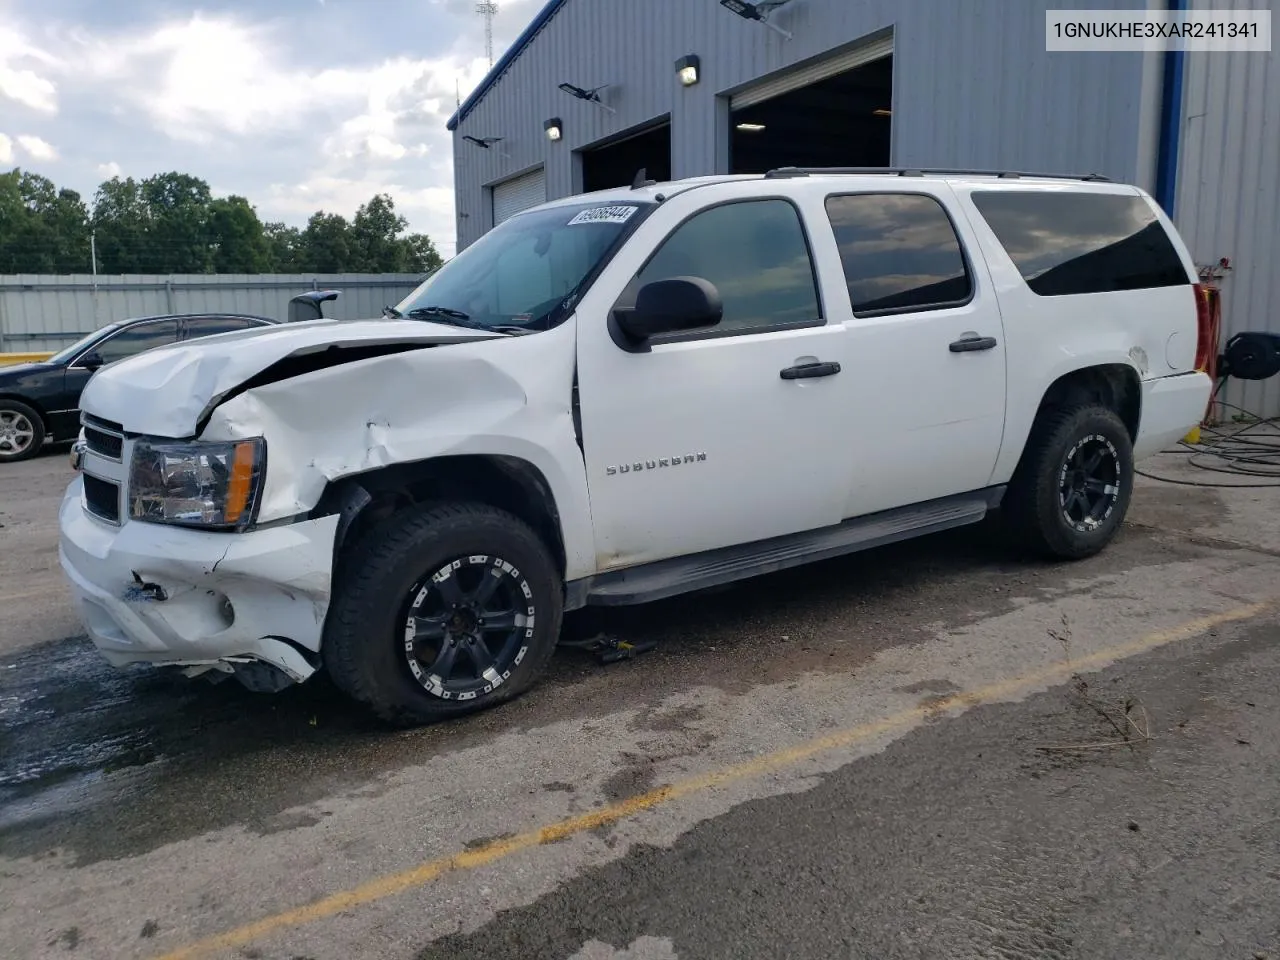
[825,193,973,315]
[970,191,1190,296]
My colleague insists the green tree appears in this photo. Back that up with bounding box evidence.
[263,221,303,272]
[139,172,214,273]
[398,232,444,274]
[0,169,90,273]
[91,176,150,274]
[299,212,352,273]
[349,193,408,271]
[208,196,272,273]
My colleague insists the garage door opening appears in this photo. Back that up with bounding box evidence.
[580,120,672,192]
[730,43,893,175]
[491,167,547,226]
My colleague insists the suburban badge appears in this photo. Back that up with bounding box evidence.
[605,452,707,476]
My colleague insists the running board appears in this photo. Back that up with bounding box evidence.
[574,486,1006,608]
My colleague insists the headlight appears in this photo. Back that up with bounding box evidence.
[128,438,266,530]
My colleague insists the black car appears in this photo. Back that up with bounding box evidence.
[0,312,276,463]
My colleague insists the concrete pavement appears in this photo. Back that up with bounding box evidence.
[1,435,1278,960]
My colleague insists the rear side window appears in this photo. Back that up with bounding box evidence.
[969,190,1190,296]
[824,193,973,316]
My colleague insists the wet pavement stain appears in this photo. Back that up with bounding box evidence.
[0,515,1233,867]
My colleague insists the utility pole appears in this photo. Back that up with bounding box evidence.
[476,2,498,68]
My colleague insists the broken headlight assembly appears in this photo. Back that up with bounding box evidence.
[128,438,266,531]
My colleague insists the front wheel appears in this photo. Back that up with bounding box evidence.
[1002,404,1134,560]
[0,400,45,463]
[323,501,563,726]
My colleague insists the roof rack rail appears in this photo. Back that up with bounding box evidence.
[762,166,1112,182]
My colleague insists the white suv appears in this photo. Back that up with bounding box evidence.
[58,169,1213,724]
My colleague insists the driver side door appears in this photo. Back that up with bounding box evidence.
[574,183,855,572]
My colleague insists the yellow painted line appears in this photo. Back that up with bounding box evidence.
[153,601,1270,960]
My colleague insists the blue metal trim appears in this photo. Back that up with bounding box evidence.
[1155,0,1187,216]
[447,0,570,132]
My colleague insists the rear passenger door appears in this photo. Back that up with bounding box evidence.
[819,187,1009,518]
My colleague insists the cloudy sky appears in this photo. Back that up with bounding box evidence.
[0,0,545,257]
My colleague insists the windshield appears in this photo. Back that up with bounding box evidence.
[393,200,651,331]
[46,325,119,365]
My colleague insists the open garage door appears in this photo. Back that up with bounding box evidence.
[580,120,672,193]
[730,34,893,174]
[492,168,546,225]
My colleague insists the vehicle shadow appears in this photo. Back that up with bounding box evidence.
[0,517,1167,865]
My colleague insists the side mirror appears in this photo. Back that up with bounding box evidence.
[288,290,340,323]
[79,351,104,371]
[613,277,723,344]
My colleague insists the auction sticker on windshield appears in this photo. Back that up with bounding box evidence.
[567,205,639,226]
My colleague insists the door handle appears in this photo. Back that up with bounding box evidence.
[780,361,841,380]
[949,335,998,353]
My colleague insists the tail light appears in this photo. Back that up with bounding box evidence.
[1193,283,1214,372]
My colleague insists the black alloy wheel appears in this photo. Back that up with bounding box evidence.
[1058,432,1123,533]
[402,555,534,702]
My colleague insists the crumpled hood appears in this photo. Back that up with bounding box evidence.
[79,318,506,438]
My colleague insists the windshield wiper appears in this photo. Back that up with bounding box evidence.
[382,305,404,318]
[406,305,474,324]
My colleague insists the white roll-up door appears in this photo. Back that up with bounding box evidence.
[730,35,894,111]
[491,168,547,225]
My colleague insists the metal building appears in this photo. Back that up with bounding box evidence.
[449,0,1279,418]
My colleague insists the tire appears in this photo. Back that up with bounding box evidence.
[0,399,45,463]
[1002,403,1134,560]
[322,501,563,726]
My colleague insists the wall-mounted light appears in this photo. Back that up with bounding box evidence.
[558,81,617,114]
[873,108,892,117]
[461,134,510,158]
[675,54,701,87]
[735,122,766,132]
[545,118,563,141]
[719,0,794,39]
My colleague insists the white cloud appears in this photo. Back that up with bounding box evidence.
[0,5,525,250]
[16,134,57,160]
[0,24,59,113]
[0,133,12,163]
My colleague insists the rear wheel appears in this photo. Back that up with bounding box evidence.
[1003,403,1134,560]
[323,501,563,726]
[0,400,44,463]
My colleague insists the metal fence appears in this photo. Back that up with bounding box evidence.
[0,273,427,352]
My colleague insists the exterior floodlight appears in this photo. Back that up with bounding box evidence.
[675,54,701,86]
[558,81,618,113]
[461,134,510,158]
[545,118,563,141]
[718,0,794,39]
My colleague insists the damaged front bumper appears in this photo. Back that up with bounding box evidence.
[57,477,339,688]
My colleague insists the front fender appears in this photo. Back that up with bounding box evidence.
[199,322,597,581]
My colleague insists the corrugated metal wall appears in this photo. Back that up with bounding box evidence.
[0,274,425,352]
[1175,0,1279,420]
[452,0,1156,249]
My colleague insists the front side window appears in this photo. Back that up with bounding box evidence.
[825,193,973,315]
[633,198,822,334]
[395,201,650,332]
[969,190,1190,296]
[91,320,181,365]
